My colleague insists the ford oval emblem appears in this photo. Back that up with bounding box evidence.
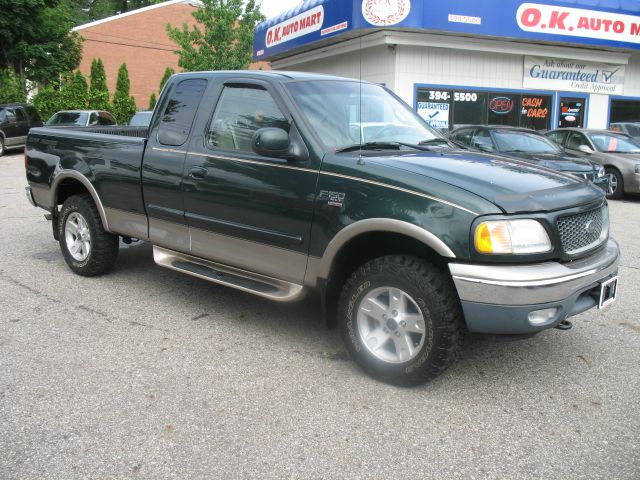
[585,220,597,235]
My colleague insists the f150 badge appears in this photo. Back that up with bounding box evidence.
[319,190,346,207]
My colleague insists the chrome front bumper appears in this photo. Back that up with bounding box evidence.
[449,239,620,334]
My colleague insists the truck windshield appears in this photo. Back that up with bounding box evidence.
[286,80,442,152]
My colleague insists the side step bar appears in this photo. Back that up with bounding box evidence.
[153,246,305,302]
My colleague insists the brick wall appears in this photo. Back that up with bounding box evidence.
[76,2,270,111]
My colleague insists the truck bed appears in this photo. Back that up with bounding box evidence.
[26,126,148,219]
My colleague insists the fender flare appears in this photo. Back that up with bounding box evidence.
[315,218,456,281]
[50,170,111,232]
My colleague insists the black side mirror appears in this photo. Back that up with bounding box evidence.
[252,126,309,162]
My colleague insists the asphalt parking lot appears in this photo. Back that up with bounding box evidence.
[1,151,639,479]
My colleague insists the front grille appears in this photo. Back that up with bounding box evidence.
[556,206,606,255]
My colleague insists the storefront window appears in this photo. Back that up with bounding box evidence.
[610,99,640,123]
[452,91,486,126]
[487,93,518,126]
[416,87,552,131]
[520,95,551,130]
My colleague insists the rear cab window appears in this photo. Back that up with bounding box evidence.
[157,78,208,146]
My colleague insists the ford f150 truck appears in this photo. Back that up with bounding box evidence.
[25,71,620,386]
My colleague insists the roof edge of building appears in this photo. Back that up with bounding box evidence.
[72,0,202,31]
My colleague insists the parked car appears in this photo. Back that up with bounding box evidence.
[449,125,607,190]
[545,128,640,199]
[0,103,42,156]
[609,122,640,141]
[46,110,116,127]
[128,111,153,127]
[24,71,619,386]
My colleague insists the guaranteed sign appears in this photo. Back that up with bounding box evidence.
[523,56,625,94]
[517,3,640,45]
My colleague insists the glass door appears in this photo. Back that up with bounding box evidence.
[558,97,586,128]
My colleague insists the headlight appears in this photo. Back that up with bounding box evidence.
[475,219,552,254]
[597,165,605,178]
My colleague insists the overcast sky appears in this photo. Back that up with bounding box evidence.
[259,0,302,19]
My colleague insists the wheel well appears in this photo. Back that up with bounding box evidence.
[56,178,90,206]
[323,231,448,328]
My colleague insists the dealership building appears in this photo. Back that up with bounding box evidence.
[253,0,640,132]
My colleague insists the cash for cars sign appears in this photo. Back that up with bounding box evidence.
[523,56,625,95]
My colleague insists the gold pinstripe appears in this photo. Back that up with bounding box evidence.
[151,147,479,215]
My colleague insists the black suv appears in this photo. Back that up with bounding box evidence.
[0,103,43,156]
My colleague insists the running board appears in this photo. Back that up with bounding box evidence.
[153,246,305,302]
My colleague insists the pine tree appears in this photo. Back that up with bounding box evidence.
[88,58,110,111]
[149,92,157,110]
[59,71,88,110]
[111,63,137,124]
[159,67,175,92]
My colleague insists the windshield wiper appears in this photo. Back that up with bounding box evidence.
[335,141,429,153]
[418,138,450,146]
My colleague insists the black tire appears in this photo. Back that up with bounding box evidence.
[338,255,464,387]
[58,193,119,276]
[605,167,624,200]
[0,136,5,156]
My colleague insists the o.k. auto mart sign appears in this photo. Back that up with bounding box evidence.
[523,56,625,95]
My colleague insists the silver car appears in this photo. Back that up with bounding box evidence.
[545,128,640,199]
[610,122,640,142]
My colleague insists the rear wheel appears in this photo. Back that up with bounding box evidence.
[0,137,4,156]
[338,255,464,386]
[605,167,624,200]
[58,194,119,276]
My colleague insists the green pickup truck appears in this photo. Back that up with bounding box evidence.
[25,71,620,386]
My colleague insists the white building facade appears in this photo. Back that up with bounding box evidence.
[253,1,640,132]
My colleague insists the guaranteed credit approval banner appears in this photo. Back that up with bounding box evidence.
[524,56,625,95]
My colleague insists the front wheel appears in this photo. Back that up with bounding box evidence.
[338,255,464,386]
[605,167,624,200]
[58,194,119,276]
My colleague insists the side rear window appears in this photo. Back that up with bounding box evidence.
[158,78,208,146]
[451,128,473,146]
[24,106,41,124]
[206,86,288,153]
[15,108,27,122]
[546,131,567,145]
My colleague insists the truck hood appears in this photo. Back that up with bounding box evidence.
[368,151,604,214]
[499,151,596,173]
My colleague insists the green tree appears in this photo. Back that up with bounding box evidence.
[88,58,110,111]
[0,69,27,103]
[166,0,264,72]
[59,71,89,110]
[0,0,82,89]
[33,86,62,121]
[149,92,157,110]
[111,63,137,124]
[159,66,175,92]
